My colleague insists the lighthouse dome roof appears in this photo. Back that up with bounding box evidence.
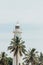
[15,22,20,26]
[15,22,20,29]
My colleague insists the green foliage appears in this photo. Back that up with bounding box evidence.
[38,52,43,65]
[0,52,8,65]
[1,34,43,65]
[7,57,13,65]
[8,36,26,56]
[0,52,13,65]
[23,48,39,65]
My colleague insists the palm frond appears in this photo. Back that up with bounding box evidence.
[8,46,13,50]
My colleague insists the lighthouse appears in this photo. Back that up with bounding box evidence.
[13,22,22,38]
[13,22,22,65]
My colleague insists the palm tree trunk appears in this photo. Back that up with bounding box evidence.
[32,62,34,65]
[16,52,18,65]
[29,62,31,65]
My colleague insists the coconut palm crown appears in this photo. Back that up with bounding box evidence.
[23,48,39,65]
[0,52,8,65]
[8,36,26,56]
[39,52,43,64]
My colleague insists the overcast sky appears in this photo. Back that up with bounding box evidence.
[0,0,43,57]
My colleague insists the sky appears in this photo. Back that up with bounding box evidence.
[0,0,43,57]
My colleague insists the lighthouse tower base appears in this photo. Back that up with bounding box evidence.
[13,52,22,65]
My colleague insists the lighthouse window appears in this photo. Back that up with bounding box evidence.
[19,63,20,65]
[15,26,20,29]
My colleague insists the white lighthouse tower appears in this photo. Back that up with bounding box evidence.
[13,22,22,38]
[13,22,22,65]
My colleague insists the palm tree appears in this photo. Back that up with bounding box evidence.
[39,52,43,65]
[7,57,13,65]
[1,52,8,65]
[8,36,26,65]
[23,48,39,65]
